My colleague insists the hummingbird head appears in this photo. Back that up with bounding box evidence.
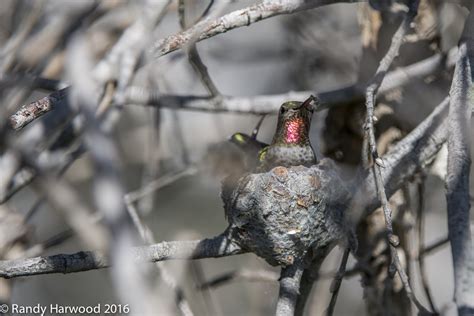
[229,132,252,147]
[273,95,318,145]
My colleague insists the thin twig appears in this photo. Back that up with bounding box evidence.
[178,0,223,98]
[0,233,244,278]
[95,81,116,117]
[125,167,197,204]
[198,269,278,289]
[125,189,194,316]
[362,0,429,313]
[326,248,350,316]
[124,167,201,316]
[188,261,220,315]
[0,137,84,210]
[22,229,75,258]
[418,237,449,258]
[125,201,153,244]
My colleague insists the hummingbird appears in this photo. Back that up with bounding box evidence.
[229,115,268,171]
[222,95,319,222]
[257,95,318,172]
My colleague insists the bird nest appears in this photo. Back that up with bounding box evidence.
[222,158,353,266]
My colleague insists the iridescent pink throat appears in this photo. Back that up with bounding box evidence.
[284,117,305,144]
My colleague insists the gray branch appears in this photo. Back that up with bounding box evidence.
[7,49,453,134]
[353,97,449,221]
[446,15,474,313]
[362,1,428,311]
[9,88,70,131]
[150,0,365,58]
[0,233,244,279]
[276,261,305,316]
[198,269,278,289]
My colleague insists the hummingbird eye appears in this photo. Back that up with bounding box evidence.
[280,107,286,115]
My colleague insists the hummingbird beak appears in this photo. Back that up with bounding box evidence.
[302,95,318,112]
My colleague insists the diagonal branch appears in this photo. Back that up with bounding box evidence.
[178,0,223,98]
[446,18,474,313]
[0,233,244,279]
[362,0,430,313]
[355,96,449,220]
[150,0,364,58]
[419,237,449,257]
[326,248,350,316]
[9,87,70,131]
[198,269,278,289]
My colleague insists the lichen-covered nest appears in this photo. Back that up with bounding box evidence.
[222,159,352,266]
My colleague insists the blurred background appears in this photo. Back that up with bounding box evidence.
[0,0,472,315]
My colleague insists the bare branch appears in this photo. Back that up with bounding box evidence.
[198,269,278,289]
[124,172,196,316]
[419,237,449,257]
[0,233,244,279]
[9,88,69,131]
[128,47,454,113]
[179,0,224,98]
[446,29,474,315]
[354,97,449,220]
[0,147,84,205]
[276,261,305,316]
[124,167,197,205]
[94,0,172,83]
[326,248,350,316]
[151,0,365,58]
[8,49,453,132]
[126,85,359,114]
[362,0,429,312]
[295,247,332,316]
[23,229,75,258]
